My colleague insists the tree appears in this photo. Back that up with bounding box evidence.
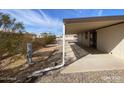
[0,13,3,28]
[0,13,25,33]
[12,22,25,32]
[9,18,16,32]
[0,12,27,59]
[0,14,11,32]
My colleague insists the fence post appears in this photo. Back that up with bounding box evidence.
[27,43,33,64]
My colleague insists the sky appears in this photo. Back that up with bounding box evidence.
[1,9,124,36]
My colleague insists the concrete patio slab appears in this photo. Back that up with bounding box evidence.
[62,54,124,73]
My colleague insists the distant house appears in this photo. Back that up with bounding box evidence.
[64,16,124,59]
[24,32,37,40]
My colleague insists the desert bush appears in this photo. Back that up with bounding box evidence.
[0,32,57,60]
[0,32,32,59]
[31,33,56,52]
[0,12,57,60]
[40,33,56,45]
[32,39,42,51]
[0,12,26,60]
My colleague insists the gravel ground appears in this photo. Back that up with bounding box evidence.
[36,69,124,83]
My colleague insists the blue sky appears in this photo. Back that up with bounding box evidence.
[1,9,124,36]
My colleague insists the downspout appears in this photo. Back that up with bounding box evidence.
[28,24,65,77]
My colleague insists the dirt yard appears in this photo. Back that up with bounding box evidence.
[0,44,62,83]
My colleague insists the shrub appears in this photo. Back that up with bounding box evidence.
[0,32,32,59]
[40,33,56,45]
[0,32,56,60]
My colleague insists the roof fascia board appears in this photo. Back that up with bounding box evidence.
[64,15,124,24]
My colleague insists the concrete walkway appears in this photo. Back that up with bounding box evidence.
[70,43,89,59]
[65,42,77,63]
[62,43,124,74]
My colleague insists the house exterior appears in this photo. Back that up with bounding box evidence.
[64,16,124,59]
[65,34,78,43]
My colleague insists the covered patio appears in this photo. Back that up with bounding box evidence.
[62,43,124,73]
[63,16,124,73]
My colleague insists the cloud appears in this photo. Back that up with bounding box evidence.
[73,9,90,17]
[0,9,63,35]
[73,9,104,17]
[98,10,103,16]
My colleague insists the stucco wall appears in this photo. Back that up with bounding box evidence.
[65,34,78,43]
[78,32,90,47]
[97,23,124,59]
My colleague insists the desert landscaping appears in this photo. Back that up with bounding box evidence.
[0,12,63,83]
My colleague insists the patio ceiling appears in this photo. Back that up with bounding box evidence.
[64,16,124,34]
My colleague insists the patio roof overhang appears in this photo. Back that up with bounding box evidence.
[63,16,124,34]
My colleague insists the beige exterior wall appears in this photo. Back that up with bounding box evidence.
[65,34,77,42]
[97,23,124,59]
[78,32,90,47]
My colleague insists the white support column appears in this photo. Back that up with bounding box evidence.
[62,23,65,65]
[29,23,65,77]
